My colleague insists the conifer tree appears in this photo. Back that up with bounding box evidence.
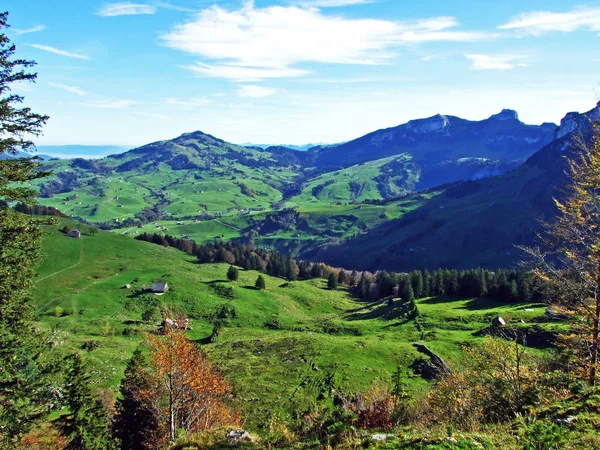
[410,271,424,299]
[113,349,159,450]
[523,123,600,385]
[226,265,239,281]
[401,279,415,303]
[59,354,115,450]
[0,12,54,447]
[255,274,266,290]
[327,272,338,290]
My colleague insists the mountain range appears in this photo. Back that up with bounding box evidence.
[29,103,600,271]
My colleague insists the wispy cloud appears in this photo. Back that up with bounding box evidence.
[97,2,156,16]
[13,25,45,35]
[499,7,600,35]
[165,97,212,106]
[84,99,136,109]
[162,3,491,81]
[237,85,278,98]
[49,82,88,96]
[182,63,308,82]
[26,44,90,60]
[465,53,529,70]
[297,0,374,7]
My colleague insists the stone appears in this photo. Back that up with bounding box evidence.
[371,434,388,441]
[226,429,253,443]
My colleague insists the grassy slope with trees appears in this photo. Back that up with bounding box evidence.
[34,220,556,440]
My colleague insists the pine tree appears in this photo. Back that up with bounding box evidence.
[337,270,347,285]
[0,12,54,447]
[401,280,415,303]
[286,260,298,281]
[327,273,338,290]
[255,275,266,290]
[59,354,115,450]
[113,350,158,450]
[226,265,239,281]
[410,271,424,299]
[349,270,358,287]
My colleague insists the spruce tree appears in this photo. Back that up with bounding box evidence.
[59,354,115,450]
[410,271,424,299]
[401,280,414,303]
[113,350,158,450]
[0,12,55,447]
[226,265,239,281]
[327,273,338,290]
[255,275,266,290]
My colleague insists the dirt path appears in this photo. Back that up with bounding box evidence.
[36,240,85,284]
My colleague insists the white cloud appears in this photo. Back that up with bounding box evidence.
[49,83,88,96]
[182,63,308,82]
[161,3,490,81]
[84,99,136,109]
[165,97,212,106]
[13,25,45,35]
[499,7,600,35]
[237,85,278,98]
[26,44,90,60]
[297,0,373,7]
[465,54,529,70]
[97,2,156,16]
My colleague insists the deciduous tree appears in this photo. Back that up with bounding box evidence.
[523,123,600,385]
[144,331,240,442]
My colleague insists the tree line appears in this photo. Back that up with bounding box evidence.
[135,232,538,304]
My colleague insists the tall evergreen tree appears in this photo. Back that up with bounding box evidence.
[255,275,266,290]
[410,271,424,299]
[327,273,338,290]
[0,12,54,447]
[113,350,158,450]
[59,354,115,450]
[226,265,239,281]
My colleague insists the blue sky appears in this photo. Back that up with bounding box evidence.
[4,0,600,146]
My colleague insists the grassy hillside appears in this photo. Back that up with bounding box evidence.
[34,220,551,430]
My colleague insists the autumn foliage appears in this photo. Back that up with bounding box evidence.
[144,330,240,442]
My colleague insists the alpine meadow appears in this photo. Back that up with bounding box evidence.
[3,1,600,449]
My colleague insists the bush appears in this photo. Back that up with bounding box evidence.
[520,419,569,450]
[81,340,99,351]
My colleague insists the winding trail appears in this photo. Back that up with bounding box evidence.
[35,240,85,284]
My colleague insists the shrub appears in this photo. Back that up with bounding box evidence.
[255,275,266,290]
[520,419,569,450]
[81,340,99,352]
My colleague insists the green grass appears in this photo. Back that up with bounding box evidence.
[34,220,555,429]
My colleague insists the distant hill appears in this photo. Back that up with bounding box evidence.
[29,105,597,272]
[304,103,600,271]
[0,150,54,160]
[36,145,130,159]
[242,142,329,151]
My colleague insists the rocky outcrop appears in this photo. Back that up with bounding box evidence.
[555,102,600,140]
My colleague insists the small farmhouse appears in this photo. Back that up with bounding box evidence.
[67,229,81,238]
[152,282,169,293]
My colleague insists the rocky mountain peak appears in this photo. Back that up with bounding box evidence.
[406,114,450,134]
[555,102,600,140]
[489,109,519,121]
